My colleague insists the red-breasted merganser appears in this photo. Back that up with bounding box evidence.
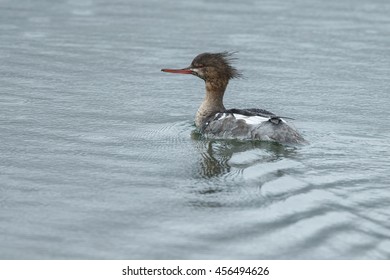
[161,52,306,144]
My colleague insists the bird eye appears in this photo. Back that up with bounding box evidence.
[196,64,205,68]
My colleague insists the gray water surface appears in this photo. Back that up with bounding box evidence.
[1,0,390,259]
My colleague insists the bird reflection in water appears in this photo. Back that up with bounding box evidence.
[191,130,297,179]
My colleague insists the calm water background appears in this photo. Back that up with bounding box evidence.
[1,0,390,259]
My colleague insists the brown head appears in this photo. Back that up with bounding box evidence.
[161,52,242,82]
[162,52,242,127]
